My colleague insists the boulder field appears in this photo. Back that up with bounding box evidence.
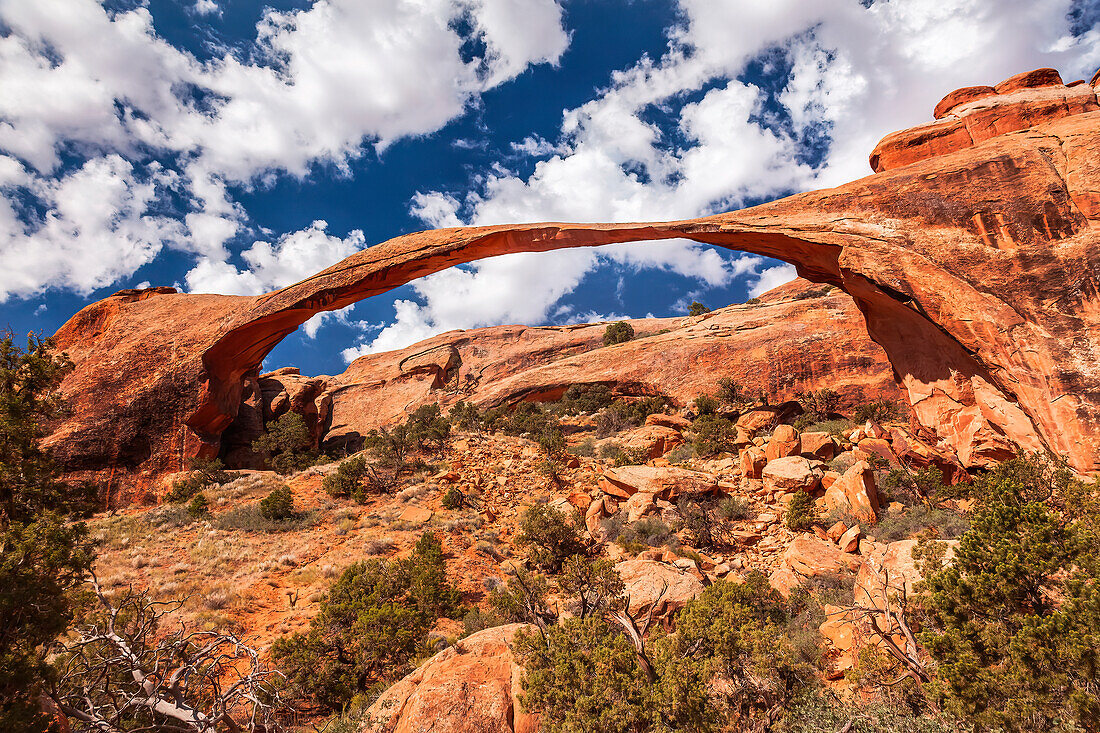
[49,66,1100,500]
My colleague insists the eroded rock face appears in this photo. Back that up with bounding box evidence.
[364,623,538,733]
[319,279,898,453]
[49,67,1100,499]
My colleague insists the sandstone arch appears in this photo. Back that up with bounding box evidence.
[50,69,1100,487]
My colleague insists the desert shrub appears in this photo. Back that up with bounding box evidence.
[0,333,96,732]
[716,377,750,406]
[874,505,969,543]
[516,504,585,573]
[362,424,413,468]
[252,412,316,474]
[880,465,947,506]
[559,556,625,619]
[489,568,553,626]
[792,414,815,431]
[678,497,734,548]
[597,442,648,467]
[670,574,817,725]
[688,301,711,316]
[271,531,460,711]
[851,399,902,424]
[798,388,841,421]
[692,414,737,456]
[779,689,961,732]
[592,396,668,438]
[461,607,502,638]
[214,502,317,532]
[515,617,664,732]
[537,427,566,457]
[804,418,853,437]
[717,496,752,521]
[448,400,483,432]
[489,402,563,444]
[666,442,694,464]
[615,516,676,551]
[555,384,616,415]
[441,486,465,510]
[405,403,450,450]
[516,573,817,732]
[259,486,295,521]
[165,457,235,503]
[186,492,210,518]
[786,490,817,531]
[918,454,1100,732]
[594,407,634,438]
[568,437,597,457]
[322,455,370,501]
[603,321,635,346]
[693,394,719,416]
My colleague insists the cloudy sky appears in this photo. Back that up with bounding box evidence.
[1,0,1099,375]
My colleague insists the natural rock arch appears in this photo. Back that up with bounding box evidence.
[49,69,1100,489]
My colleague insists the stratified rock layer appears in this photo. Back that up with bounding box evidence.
[314,279,900,453]
[50,67,1100,497]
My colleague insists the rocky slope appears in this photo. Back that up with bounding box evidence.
[220,278,903,467]
[48,66,1100,504]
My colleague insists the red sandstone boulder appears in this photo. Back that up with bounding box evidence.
[821,461,880,524]
[784,535,863,577]
[738,446,767,479]
[994,67,1063,94]
[616,424,684,459]
[365,623,538,733]
[614,558,705,616]
[854,539,958,612]
[600,465,717,500]
[762,456,824,493]
[645,413,691,430]
[765,424,801,460]
[799,431,837,460]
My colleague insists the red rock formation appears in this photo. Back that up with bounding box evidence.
[49,67,1100,499]
[871,67,1096,172]
[365,623,538,733]
[318,279,900,451]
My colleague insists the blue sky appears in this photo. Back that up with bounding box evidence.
[2,0,1099,376]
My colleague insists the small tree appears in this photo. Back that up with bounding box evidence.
[448,401,484,432]
[251,412,315,475]
[0,332,75,521]
[688,301,711,317]
[490,569,554,629]
[0,333,95,732]
[603,321,635,346]
[272,531,460,711]
[558,556,624,620]
[798,388,840,422]
[406,403,450,450]
[693,394,719,416]
[516,504,586,573]
[259,486,295,521]
[322,455,370,501]
[165,457,234,503]
[919,454,1100,731]
[692,414,736,456]
[786,490,817,531]
[186,492,210,518]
